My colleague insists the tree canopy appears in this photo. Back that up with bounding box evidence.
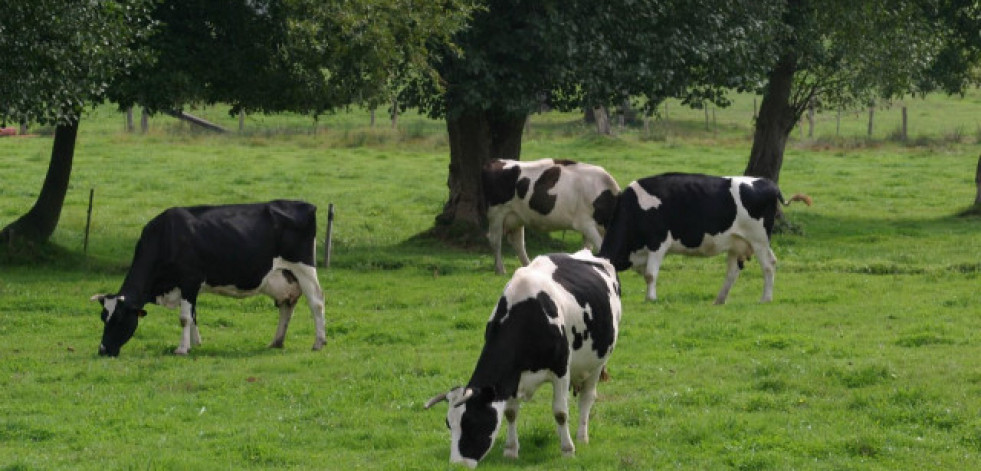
[0,0,154,127]
[111,0,474,116]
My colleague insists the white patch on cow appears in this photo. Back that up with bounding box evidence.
[102,296,120,322]
[155,288,182,309]
[202,257,301,302]
[629,181,662,211]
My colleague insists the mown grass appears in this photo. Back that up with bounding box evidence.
[1,91,980,470]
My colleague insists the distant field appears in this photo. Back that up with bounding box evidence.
[1,91,980,470]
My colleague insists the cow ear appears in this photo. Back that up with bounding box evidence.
[90,294,106,303]
[137,309,147,318]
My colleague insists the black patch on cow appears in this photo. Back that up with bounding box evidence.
[553,159,577,166]
[515,177,531,200]
[570,325,591,351]
[547,254,617,358]
[591,189,618,229]
[458,388,499,461]
[600,173,739,270]
[529,166,561,215]
[482,160,522,207]
[470,291,568,399]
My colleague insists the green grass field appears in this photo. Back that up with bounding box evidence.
[1,92,980,470]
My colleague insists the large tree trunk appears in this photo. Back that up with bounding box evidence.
[744,52,799,184]
[1,120,79,244]
[433,110,526,242]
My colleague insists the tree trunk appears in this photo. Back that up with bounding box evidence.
[744,52,799,184]
[433,110,526,242]
[593,106,612,135]
[1,120,79,244]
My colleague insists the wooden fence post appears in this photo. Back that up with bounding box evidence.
[323,203,335,269]
[84,189,94,255]
[867,105,875,137]
[807,101,815,138]
[901,106,908,141]
[140,108,149,134]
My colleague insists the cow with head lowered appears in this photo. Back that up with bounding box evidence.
[599,172,811,304]
[482,158,620,275]
[425,249,621,468]
[91,200,326,356]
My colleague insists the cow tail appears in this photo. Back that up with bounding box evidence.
[779,193,813,207]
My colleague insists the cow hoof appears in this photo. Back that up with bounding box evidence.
[173,349,189,355]
[311,339,326,351]
[503,447,519,459]
[267,340,285,349]
[561,446,576,457]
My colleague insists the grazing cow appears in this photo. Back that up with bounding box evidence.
[482,158,620,275]
[425,249,621,468]
[91,200,326,357]
[598,173,811,304]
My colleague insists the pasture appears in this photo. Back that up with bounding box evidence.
[1,95,980,470]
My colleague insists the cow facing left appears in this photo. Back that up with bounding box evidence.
[425,250,621,468]
[91,200,327,357]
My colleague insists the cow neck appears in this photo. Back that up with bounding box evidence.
[466,344,521,402]
[116,229,164,309]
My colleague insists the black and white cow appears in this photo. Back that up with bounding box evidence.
[482,158,620,275]
[599,173,811,304]
[91,200,326,356]
[425,249,621,468]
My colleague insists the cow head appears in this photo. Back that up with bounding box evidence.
[425,386,504,468]
[91,294,145,357]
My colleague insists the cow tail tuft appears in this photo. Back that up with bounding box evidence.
[781,193,813,207]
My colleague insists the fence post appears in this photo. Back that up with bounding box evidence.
[867,105,875,137]
[807,101,815,138]
[84,189,94,255]
[140,108,149,134]
[323,203,335,269]
[901,106,908,141]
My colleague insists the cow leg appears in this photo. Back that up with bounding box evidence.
[576,367,603,444]
[503,399,521,459]
[756,246,778,303]
[506,226,531,266]
[644,248,668,302]
[289,263,327,350]
[268,298,296,348]
[578,223,604,252]
[487,219,507,275]
[715,253,742,305]
[552,375,575,456]
[176,298,199,355]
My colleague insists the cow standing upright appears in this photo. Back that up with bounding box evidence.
[599,173,811,304]
[482,158,620,275]
[91,200,327,356]
[425,250,621,468]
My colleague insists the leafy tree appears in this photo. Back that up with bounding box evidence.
[111,0,472,117]
[745,0,981,184]
[404,0,781,239]
[1,0,154,244]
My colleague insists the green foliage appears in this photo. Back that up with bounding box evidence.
[1,102,980,469]
[0,0,154,127]
[111,0,474,117]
